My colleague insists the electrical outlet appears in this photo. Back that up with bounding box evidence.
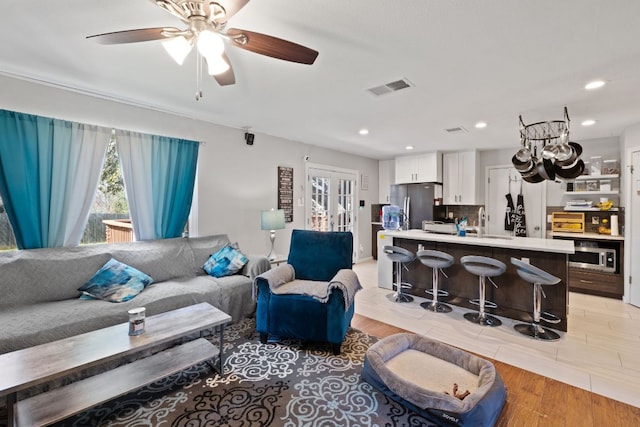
[521,257,530,264]
[418,244,424,251]
[592,216,599,225]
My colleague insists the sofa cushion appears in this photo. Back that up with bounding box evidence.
[187,234,232,275]
[109,237,196,283]
[203,244,248,277]
[0,248,112,307]
[79,258,154,303]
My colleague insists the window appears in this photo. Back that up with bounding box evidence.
[81,135,130,245]
[0,192,17,251]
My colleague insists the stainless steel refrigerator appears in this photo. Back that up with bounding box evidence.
[390,183,435,230]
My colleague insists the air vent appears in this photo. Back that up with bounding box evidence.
[367,78,414,96]
[445,126,468,134]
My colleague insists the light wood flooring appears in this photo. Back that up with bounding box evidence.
[352,313,640,426]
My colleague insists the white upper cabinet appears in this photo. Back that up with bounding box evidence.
[443,150,479,205]
[394,152,442,184]
[378,159,394,203]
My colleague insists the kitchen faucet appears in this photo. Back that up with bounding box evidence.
[478,206,485,238]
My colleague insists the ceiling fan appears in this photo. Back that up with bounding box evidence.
[87,0,318,91]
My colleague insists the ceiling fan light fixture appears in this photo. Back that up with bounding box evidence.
[162,36,193,65]
[197,29,225,58]
[205,55,230,75]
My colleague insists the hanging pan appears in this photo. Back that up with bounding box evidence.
[555,159,585,179]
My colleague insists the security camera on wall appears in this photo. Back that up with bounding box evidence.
[244,132,255,145]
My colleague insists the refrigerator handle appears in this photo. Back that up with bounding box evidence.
[405,196,410,230]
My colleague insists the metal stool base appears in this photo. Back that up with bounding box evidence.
[514,323,560,341]
[464,312,502,327]
[392,292,414,303]
[420,301,452,313]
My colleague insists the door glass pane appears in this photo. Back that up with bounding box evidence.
[311,176,330,231]
[336,178,354,232]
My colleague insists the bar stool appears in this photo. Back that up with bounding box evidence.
[383,245,415,303]
[511,257,562,341]
[460,255,506,327]
[416,249,454,313]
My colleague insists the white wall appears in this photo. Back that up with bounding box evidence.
[0,74,379,260]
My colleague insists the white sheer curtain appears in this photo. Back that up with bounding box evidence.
[53,124,111,246]
[115,130,155,241]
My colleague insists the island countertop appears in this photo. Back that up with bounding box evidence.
[378,229,574,254]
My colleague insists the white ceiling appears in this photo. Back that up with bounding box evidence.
[2,0,640,160]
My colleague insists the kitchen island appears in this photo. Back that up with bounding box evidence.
[377,229,574,331]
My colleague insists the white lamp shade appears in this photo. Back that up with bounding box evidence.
[261,209,286,231]
[204,54,230,75]
[162,36,193,65]
[197,30,224,58]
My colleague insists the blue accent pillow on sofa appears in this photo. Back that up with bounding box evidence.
[203,244,248,278]
[78,258,154,303]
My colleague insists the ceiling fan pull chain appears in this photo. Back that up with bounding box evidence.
[195,51,203,101]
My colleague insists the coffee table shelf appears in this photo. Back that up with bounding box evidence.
[15,338,216,427]
[0,303,231,427]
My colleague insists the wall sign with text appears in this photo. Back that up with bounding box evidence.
[278,166,293,222]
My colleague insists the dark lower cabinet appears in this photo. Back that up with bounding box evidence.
[372,224,384,260]
[569,268,623,299]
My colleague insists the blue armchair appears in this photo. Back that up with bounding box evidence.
[255,229,361,355]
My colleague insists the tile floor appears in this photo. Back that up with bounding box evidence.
[353,260,640,408]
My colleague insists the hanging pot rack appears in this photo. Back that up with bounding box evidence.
[513,107,584,182]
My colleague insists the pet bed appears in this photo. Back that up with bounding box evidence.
[362,333,506,426]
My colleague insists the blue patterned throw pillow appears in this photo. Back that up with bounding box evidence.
[79,258,154,303]
[203,244,248,278]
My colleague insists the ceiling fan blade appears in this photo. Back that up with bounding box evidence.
[214,53,236,86]
[213,0,250,22]
[86,27,181,44]
[227,28,318,65]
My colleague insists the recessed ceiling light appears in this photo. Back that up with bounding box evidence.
[585,80,605,90]
[581,119,596,126]
[359,128,369,135]
[475,122,487,129]
[405,145,414,150]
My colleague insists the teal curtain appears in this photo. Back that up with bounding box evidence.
[116,131,199,240]
[0,110,110,249]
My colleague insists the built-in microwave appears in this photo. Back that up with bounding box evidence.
[569,246,616,273]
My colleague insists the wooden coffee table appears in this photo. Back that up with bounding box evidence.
[0,302,231,427]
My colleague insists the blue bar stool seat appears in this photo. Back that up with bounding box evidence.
[416,249,454,313]
[461,255,506,327]
[511,257,562,341]
[383,246,415,303]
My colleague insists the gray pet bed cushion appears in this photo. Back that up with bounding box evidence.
[362,333,506,426]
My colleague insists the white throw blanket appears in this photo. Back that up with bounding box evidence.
[253,264,362,308]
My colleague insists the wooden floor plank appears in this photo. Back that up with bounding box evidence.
[352,313,640,426]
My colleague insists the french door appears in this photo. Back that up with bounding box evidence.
[305,165,358,260]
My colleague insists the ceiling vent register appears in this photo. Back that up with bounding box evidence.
[367,78,413,96]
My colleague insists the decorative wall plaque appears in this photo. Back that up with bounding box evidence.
[278,166,293,222]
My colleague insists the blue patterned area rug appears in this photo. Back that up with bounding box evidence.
[54,318,436,427]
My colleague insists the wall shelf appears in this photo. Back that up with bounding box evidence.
[571,174,619,181]
[564,191,618,196]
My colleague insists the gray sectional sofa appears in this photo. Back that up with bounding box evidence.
[0,234,270,354]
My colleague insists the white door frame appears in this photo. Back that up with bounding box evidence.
[624,145,640,305]
[304,162,359,261]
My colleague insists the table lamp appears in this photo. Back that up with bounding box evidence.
[261,209,286,261]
